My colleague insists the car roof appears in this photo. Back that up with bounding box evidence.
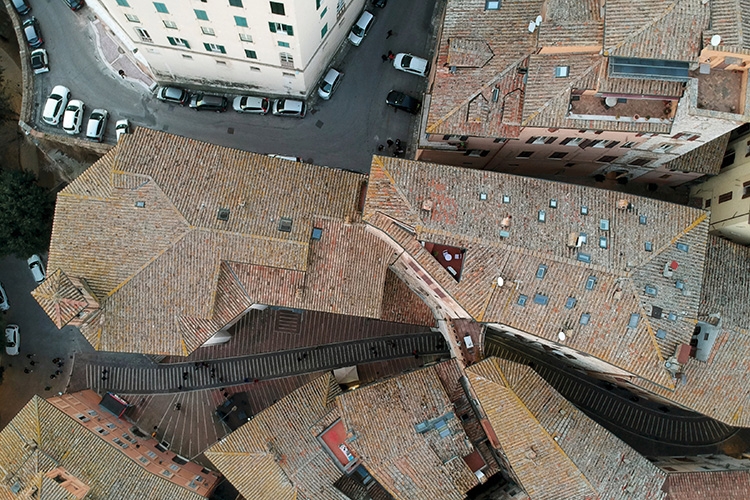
[323,68,341,81]
[279,99,303,111]
[51,85,69,96]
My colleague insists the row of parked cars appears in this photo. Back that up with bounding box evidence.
[42,85,129,140]
[1,255,46,356]
[156,86,308,118]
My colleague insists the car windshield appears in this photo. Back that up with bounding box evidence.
[351,25,364,37]
[321,81,332,92]
[401,55,413,68]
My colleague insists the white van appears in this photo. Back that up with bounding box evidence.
[348,10,374,46]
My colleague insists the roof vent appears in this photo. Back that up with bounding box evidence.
[217,208,230,221]
[557,331,566,341]
[278,217,293,232]
[422,199,434,211]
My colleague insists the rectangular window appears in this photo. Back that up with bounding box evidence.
[250,66,260,72]
[270,1,285,14]
[229,0,243,5]
[718,191,733,203]
[163,20,177,28]
[629,158,651,166]
[234,16,248,27]
[167,36,189,48]
[597,155,617,163]
[239,33,253,42]
[555,66,569,78]
[125,13,139,22]
[135,28,152,42]
[516,151,533,158]
[245,49,257,58]
[201,26,215,35]
[721,150,736,168]
[116,0,129,6]
[526,136,555,145]
[153,1,168,13]
[560,137,584,146]
[321,23,328,37]
[194,9,208,20]
[549,151,567,159]
[704,198,711,208]
[621,141,636,148]
[203,43,226,53]
[653,143,675,153]
[742,181,750,199]
[269,22,294,35]
[279,52,293,66]
[278,40,290,47]
[320,7,327,18]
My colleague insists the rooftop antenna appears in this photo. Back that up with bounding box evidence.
[710,34,721,47]
[528,21,537,33]
[535,15,542,26]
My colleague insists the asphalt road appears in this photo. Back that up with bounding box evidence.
[0,255,94,429]
[27,0,441,173]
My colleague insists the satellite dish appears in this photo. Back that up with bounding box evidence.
[496,277,504,287]
[710,34,721,46]
[535,15,542,26]
[528,21,536,33]
[557,331,566,342]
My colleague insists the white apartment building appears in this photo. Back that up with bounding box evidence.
[91,0,365,96]
[690,125,750,245]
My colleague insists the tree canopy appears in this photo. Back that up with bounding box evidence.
[0,170,54,257]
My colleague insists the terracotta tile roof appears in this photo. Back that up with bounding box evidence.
[603,0,709,60]
[364,156,711,392]
[466,358,668,500]
[206,373,345,500]
[660,133,730,176]
[0,396,206,499]
[664,470,750,499]
[208,364,484,500]
[35,129,414,355]
[629,237,750,426]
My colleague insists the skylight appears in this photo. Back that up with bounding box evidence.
[585,276,597,290]
[533,294,549,305]
[536,264,547,279]
[517,295,528,306]
[565,297,577,309]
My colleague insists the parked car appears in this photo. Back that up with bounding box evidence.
[0,282,8,311]
[60,0,84,10]
[42,85,70,125]
[386,90,421,114]
[272,99,306,118]
[86,109,109,142]
[30,48,49,75]
[62,99,85,135]
[5,325,19,356]
[23,18,43,49]
[156,86,189,105]
[27,255,46,284]
[372,0,387,7]
[317,68,343,100]
[348,10,374,46]
[11,0,31,16]
[393,53,430,77]
[232,95,270,114]
[115,119,130,141]
[189,93,228,112]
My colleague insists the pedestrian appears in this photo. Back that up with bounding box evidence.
[378,144,384,151]
[388,51,395,60]
[44,386,51,391]
[26,354,33,359]
[151,431,157,438]
[174,403,181,411]
[381,54,388,62]
[55,370,62,375]
[387,139,394,148]
[386,29,393,39]
[178,385,183,390]
[118,69,126,78]
[23,368,30,374]
[50,374,56,380]
[102,368,108,374]
[243,377,250,383]
[30,360,35,366]
[218,376,224,383]
[101,376,107,381]
[57,362,64,368]
[412,349,419,359]
[52,357,60,363]
[395,138,401,147]
[182,371,189,380]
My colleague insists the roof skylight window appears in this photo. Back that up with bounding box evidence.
[628,313,640,329]
[517,295,528,306]
[549,199,558,208]
[585,276,597,290]
[538,210,546,222]
[639,215,647,225]
[676,242,689,252]
[278,217,293,232]
[533,294,549,305]
[502,195,510,203]
[645,241,653,252]
[577,253,591,263]
[565,297,577,309]
[580,313,591,325]
[599,219,610,231]
[581,206,588,215]
[599,237,608,249]
[536,264,547,279]
[645,285,657,297]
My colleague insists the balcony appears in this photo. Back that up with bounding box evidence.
[568,92,676,123]
[694,66,746,114]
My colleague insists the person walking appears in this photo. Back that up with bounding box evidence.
[381,54,388,62]
[386,30,394,39]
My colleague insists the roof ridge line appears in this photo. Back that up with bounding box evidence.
[604,0,679,55]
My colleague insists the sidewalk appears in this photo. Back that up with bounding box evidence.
[91,19,155,92]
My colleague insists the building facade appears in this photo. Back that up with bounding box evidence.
[89,0,365,96]
[690,125,750,245]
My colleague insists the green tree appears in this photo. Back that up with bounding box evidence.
[0,170,54,257]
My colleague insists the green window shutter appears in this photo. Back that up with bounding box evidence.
[268,22,277,33]
[316,0,321,8]
[321,24,328,38]
[245,49,257,59]
[286,25,293,36]
[219,45,226,54]
[183,40,190,49]
[203,42,211,51]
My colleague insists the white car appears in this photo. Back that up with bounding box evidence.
[317,68,343,100]
[85,109,108,142]
[5,325,19,356]
[27,255,46,284]
[42,85,70,125]
[115,119,130,141]
[0,282,8,311]
[393,53,430,77]
[62,99,85,135]
[30,49,49,75]
[348,10,374,46]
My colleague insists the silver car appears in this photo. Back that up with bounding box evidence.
[232,95,270,114]
[317,68,343,100]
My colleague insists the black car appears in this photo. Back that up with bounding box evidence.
[189,93,229,112]
[60,0,84,11]
[22,18,43,49]
[386,90,421,114]
[156,86,190,105]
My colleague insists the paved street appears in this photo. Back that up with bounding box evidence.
[25,0,442,173]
